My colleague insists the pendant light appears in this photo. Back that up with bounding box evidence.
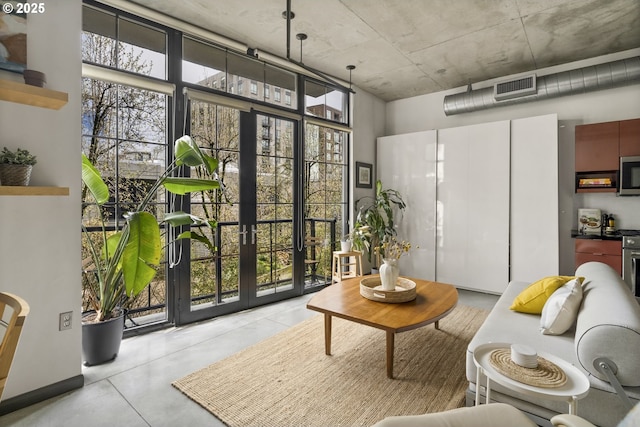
[346,65,356,89]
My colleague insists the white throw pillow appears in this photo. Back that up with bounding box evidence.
[540,278,583,335]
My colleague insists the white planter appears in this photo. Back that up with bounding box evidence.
[340,240,352,252]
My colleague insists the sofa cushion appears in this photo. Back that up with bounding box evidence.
[510,276,577,314]
[575,262,640,387]
[540,278,583,335]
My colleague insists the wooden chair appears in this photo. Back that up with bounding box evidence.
[0,292,30,402]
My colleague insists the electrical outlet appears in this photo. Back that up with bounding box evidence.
[59,311,72,331]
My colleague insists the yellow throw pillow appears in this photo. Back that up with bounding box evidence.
[510,276,583,314]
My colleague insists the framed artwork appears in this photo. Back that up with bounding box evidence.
[0,4,27,73]
[355,162,372,188]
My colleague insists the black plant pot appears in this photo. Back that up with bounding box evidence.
[82,311,125,366]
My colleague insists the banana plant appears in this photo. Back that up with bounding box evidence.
[82,135,220,322]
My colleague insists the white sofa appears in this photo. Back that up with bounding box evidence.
[370,402,605,427]
[466,262,640,427]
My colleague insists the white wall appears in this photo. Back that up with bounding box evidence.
[0,0,82,400]
[352,85,385,199]
[351,86,386,271]
[386,49,640,276]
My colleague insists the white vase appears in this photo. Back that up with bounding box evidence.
[379,258,399,291]
[340,240,352,252]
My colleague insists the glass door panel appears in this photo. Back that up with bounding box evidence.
[253,114,296,301]
[174,101,243,324]
[303,123,348,289]
[175,104,300,324]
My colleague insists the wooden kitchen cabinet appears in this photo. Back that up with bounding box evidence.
[619,118,640,157]
[575,121,619,172]
[575,239,622,276]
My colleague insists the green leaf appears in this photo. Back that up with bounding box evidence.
[174,135,210,171]
[81,153,109,205]
[164,211,216,228]
[121,212,161,298]
[103,232,122,262]
[162,177,220,195]
[176,230,216,253]
[174,135,219,175]
[203,154,218,175]
[164,211,198,227]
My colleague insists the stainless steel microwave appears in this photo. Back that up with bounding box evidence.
[619,156,640,196]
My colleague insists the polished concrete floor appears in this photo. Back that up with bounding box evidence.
[0,289,498,427]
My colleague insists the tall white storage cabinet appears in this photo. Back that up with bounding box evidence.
[377,131,437,280]
[436,121,511,293]
[376,115,558,295]
[510,114,559,282]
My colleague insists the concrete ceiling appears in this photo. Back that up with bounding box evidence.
[129,0,640,102]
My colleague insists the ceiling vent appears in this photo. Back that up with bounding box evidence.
[443,56,640,116]
[494,74,537,100]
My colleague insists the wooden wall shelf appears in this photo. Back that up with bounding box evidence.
[0,186,69,196]
[0,79,68,110]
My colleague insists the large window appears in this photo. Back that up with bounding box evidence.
[82,4,171,327]
[81,78,169,325]
[82,1,350,329]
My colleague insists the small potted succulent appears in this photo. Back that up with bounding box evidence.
[0,147,37,186]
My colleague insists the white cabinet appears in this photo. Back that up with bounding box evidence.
[510,114,559,282]
[436,121,511,293]
[376,115,559,294]
[378,131,437,280]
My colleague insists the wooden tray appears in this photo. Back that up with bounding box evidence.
[360,277,416,303]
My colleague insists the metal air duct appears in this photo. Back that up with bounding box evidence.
[443,56,640,116]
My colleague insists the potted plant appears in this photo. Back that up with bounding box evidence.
[340,227,354,252]
[81,135,220,365]
[350,179,406,269]
[0,147,37,186]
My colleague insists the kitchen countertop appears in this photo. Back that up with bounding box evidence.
[572,230,622,240]
[571,230,640,240]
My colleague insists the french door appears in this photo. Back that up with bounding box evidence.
[175,102,301,325]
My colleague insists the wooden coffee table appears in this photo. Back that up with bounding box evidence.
[306,276,458,378]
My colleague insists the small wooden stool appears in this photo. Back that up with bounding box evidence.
[331,250,363,283]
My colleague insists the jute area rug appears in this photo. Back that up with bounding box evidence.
[173,304,488,427]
